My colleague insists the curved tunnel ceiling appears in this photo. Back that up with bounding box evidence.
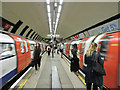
[2,2,119,40]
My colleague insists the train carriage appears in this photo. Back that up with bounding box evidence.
[0,32,17,87]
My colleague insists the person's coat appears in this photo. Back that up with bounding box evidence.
[71,49,79,72]
[85,51,104,86]
[33,47,41,64]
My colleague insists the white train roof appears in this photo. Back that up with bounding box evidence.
[71,40,81,44]
[94,33,106,44]
[28,40,36,44]
[0,33,14,43]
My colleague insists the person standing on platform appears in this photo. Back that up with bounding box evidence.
[60,43,64,58]
[57,45,60,54]
[70,44,79,75]
[33,43,41,73]
[47,45,51,56]
[85,42,104,90]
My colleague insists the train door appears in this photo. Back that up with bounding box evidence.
[78,38,88,70]
[69,42,73,59]
[68,41,72,58]
[23,39,31,66]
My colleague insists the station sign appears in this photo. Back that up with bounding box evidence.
[70,18,119,40]
[71,33,84,40]
[88,18,119,36]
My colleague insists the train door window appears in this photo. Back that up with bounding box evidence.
[100,35,113,59]
[17,38,24,54]
[67,44,69,50]
[80,40,86,54]
[24,40,28,53]
[30,44,35,51]
[0,43,16,59]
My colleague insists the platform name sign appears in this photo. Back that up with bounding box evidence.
[71,33,84,40]
[88,18,119,36]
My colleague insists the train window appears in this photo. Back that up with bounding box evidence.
[17,38,24,54]
[0,43,16,59]
[30,44,35,51]
[24,40,28,53]
[80,40,86,54]
[100,35,112,59]
[67,44,69,49]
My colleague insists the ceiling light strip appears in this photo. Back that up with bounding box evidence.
[60,0,63,5]
[47,5,50,12]
[46,0,50,4]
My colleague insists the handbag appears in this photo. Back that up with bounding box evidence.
[93,53,106,76]
[30,60,35,67]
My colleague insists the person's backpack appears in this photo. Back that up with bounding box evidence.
[93,53,106,76]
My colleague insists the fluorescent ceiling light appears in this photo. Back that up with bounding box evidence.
[56,34,60,37]
[54,3,57,7]
[58,5,62,13]
[47,5,50,12]
[49,18,51,22]
[47,34,52,37]
[48,13,51,18]
[46,0,50,4]
[60,0,63,5]
[57,13,60,18]
[56,18,59,23]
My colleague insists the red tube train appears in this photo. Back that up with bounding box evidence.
[64,30,120,88]
[0,31,45,87]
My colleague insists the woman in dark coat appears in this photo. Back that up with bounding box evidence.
[85,42,104,90]
[33,43,41,72]
[71,44,79,74]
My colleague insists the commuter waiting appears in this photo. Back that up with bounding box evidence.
[33,43,41,73]
[0,46,12,57]
[85,42,104,90]
[70,44,79,75]
[47,45,51,56]
[60,43,64,58]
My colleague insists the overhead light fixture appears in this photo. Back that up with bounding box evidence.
[55,34,60,37]
[49,18,51,22]
[60,0,63,5]
[56,18,59,23]
[46,0,50,4]
[54,3,57,7]
[58,5,62,13]
[57,13,60,18]
[47,5,50,12]
[48,13,51,18]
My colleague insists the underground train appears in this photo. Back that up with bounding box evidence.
[0,31,45,87]
[64,30,120,88]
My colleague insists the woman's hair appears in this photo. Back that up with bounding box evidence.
[36,43,40,49]
[73,43,77,49]
[86,42,97,57]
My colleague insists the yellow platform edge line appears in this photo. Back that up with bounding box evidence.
[17,53,46,89]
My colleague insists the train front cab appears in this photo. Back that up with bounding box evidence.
[97,31,120,88]
[0,32,17,87]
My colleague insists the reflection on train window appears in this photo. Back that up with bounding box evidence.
[24,40,28,53]
[17,38,24,54]
[30,44,35,51]
[100,35,112,59]
[41,44,43,51]
[67,44,69,49]
[0,43,16,59]
[80,40,86,54]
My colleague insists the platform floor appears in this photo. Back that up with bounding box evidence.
[16,52,86,89]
